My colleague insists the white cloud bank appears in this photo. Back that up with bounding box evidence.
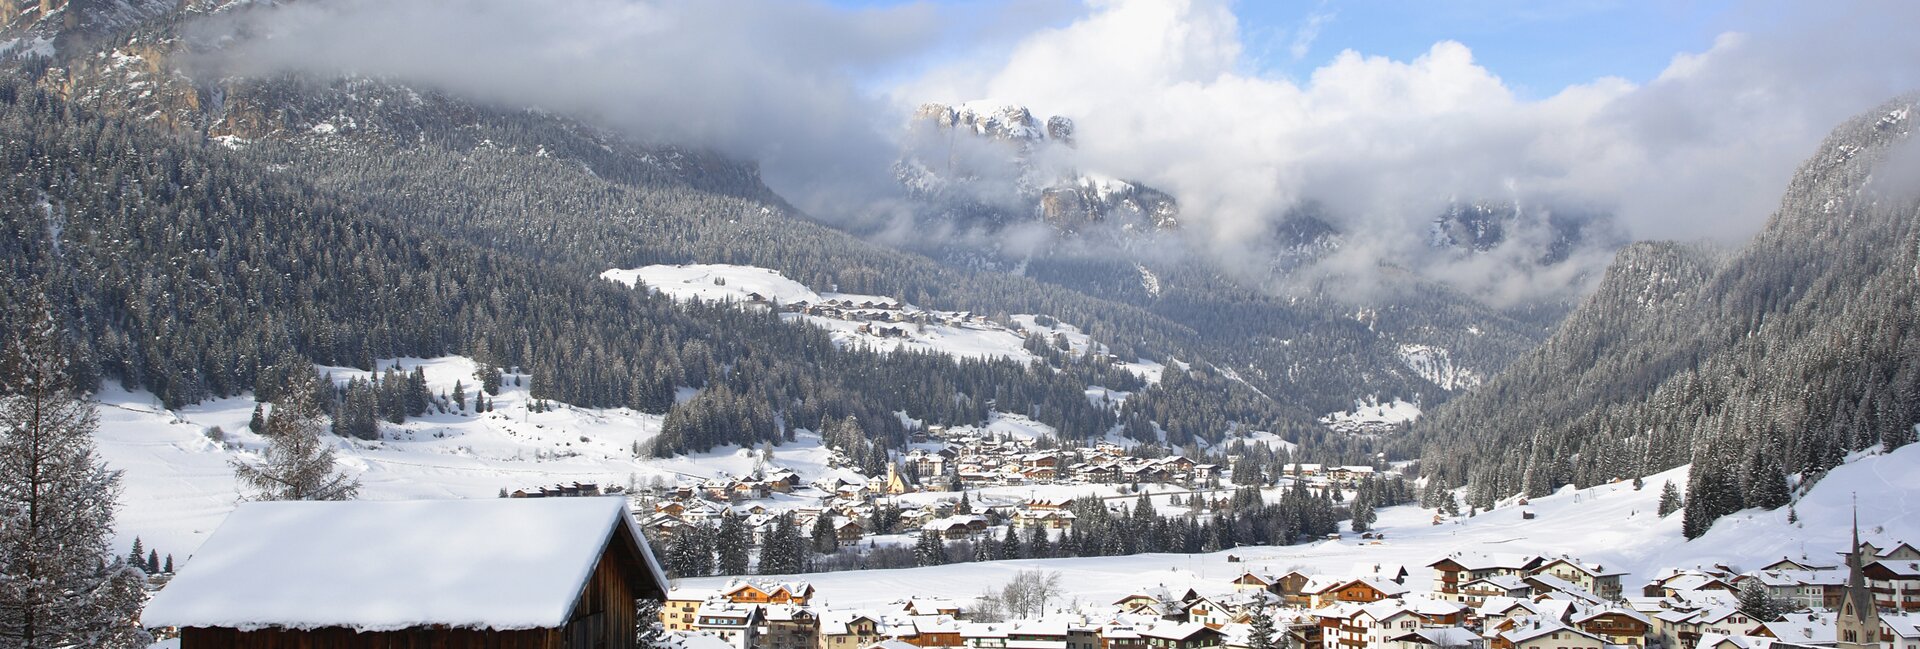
[189,0,1920,303]
[898,0,1920,297]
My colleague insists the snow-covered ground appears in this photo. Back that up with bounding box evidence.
[95,356,840,557]
[682,444,1920,611]
[1319,397,1422,433]
[93,351,1920,614]
[1397,344,1481,391]
[602,264,1164,382]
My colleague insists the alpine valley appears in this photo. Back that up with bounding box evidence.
[2,2,1919,649]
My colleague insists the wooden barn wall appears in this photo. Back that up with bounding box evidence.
[180,626,563,649]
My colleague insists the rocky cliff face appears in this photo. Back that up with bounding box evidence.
[897,101,1178,234]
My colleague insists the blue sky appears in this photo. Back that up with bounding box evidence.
[832,0,1767,98]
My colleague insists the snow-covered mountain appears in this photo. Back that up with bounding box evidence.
[896,102,1179,234]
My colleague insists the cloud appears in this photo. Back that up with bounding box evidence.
[897,0,1920,302]
[1290,11,1333,61]
[188,0,1920,305]
[187,0,958,212]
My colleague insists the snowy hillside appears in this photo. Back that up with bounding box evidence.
[1396,344,1481,391]
[1319,397,1422,434]
[94,356,845,555]
[603,264,1163,382]
[682,444,1920,610]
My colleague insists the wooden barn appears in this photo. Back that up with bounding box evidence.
[142,496,667,649]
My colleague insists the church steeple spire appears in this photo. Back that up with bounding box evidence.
[1837,493,1880,649]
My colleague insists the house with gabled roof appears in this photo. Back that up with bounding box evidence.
[142,497,667,649]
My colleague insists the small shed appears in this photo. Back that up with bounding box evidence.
[143,496,667,649]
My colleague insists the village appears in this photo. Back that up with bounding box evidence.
[654,538,1920,649]
[588,424,1389,553]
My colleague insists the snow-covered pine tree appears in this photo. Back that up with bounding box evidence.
[810,512,838,555]
[1248,603,1277,649]
[125,538,144,572]
[714,515,750,576]
[231,379,361,501]
[1657,480,1683,517]
[1744,451,1791,510]
[914,530,946,567]
[0,303,149,649]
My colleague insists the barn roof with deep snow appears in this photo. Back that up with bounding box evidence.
[142,496,665,631]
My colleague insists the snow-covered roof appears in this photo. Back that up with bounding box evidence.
[142,497,665,631]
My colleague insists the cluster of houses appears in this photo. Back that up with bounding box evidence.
[129,492,1919,649]
[658,538,1920,649]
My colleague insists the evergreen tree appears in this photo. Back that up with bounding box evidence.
[714,515,750,576]
[666,524,713,578]
[955,494,973,515]
[232,380,361,501]
[1657,480,1683,517]
[1736,580,1786,622]
[1745,451,1791,510]
[915,530,947,567]
[1248,604,1278,649]
[810,512,839,555]
[248,404,266,434]
[145,550,159,575]
[162,555,173,574]
[757,514,803,575]
[998,525,1021,560]
[0,304,150,649]
[125,539,144,572]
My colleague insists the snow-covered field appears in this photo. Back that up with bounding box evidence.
[683,444,1920,610]
[95,356,839,557]
[1319,397,1422,433]
[90,351,1920,614]
[602,264,1164,381]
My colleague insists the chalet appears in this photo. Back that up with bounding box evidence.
[1458,576,1533,607]
[1883,615,1920,649]
[1572,607,1652,646]
[1491,618,1604,649]
[905,617,964,648]
[836,520,868,546]
[823,614,888,649]
[1007,619,1100,649]
[1522,574,1607,606]
[901,598,966,617]
[1533,558,1627,600]
[1140,623,1224,649]
[1185,595,1235,629]
[696,603,763,649]
[1428,554,1545,601]
[143,497,667,649]
[761,605,820,649]
[1103,626,1149,649]
[664,587,721,631]
[1116,590,1173,614]
[924,515,990,540]
[1309,578,1409,608]
[1762,558,1837,572]
[723,580,816,605]
[1386,628,1483,649]
[1758,612,1836,647]
[1864,560,1920,612]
